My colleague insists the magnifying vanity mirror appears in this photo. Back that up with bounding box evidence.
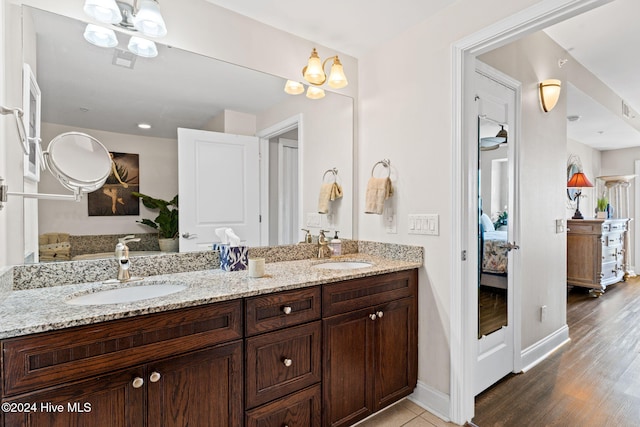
[1,132,111,204]
[17,5,354,265]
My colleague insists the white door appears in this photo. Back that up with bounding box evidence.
[474,64,519,395]
[178,128,260,251]
[278,138,298,244]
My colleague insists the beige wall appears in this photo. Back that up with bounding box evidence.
[357,0,548,398]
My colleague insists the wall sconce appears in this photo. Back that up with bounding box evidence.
[284,48,348,99]
[539,79,562,112]
[567,171,593,219]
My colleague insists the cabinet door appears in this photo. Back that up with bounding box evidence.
[323,308,375,427]
[2,367,145,427]
[147,340,243,427]
[374,297,417,410]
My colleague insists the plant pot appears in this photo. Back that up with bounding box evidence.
[158,238,179,252]
[596,211,607,219]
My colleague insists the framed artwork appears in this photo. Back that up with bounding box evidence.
[22,63,41,182]
[88,152,140,216]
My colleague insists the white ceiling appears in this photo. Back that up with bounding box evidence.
[203,0,459,58]
[544,0,640,150]
[206,0,640,151]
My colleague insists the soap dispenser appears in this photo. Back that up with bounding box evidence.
[329,231,342,256]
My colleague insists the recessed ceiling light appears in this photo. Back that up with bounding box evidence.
[138,123,151,129]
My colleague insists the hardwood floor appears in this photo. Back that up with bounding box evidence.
[479,286,507,337]
[473,278,640,426]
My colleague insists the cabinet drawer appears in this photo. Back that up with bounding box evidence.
[2,300,242,397]
[245,384,321,427]
[323,270,417,317]
[245,286,321,336]
[604,233,624,247]
[600,261,621,283]
[245,321,321,409]
[602,246,619,263]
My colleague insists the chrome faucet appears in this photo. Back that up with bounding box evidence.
[115,235,140,282]
[317,230,333,258]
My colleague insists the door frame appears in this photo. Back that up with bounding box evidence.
[450,0,612,423]
[256,114,303,246]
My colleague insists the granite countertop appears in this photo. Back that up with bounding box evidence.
[0,254,421,339]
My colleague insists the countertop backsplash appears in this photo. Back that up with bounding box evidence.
[8,240,420,290]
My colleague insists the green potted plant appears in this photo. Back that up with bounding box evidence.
[596,194,608,219]
[132,192,179,252]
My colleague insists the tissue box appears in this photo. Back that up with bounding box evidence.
[219,245,248,271]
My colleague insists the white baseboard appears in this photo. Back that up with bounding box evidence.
[408,380,451,422]
[520,324,570,372]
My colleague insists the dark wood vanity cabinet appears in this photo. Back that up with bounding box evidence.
[1,268,418,427]
[1,300,243,427]
[244,287,323,427]
[322,270,418,427]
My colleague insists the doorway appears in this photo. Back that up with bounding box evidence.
[451,0,611,424]
[257,114,303,246]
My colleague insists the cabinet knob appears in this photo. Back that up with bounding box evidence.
[132,377,144,389]
[369,313,377,320]
[149,371,161,383]
[376,311,384,318]
[283,358,293,367]
[282,306,292,315]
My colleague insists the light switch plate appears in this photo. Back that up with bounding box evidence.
[408,214,439,235]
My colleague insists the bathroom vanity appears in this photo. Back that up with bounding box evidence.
[0,253,419,427]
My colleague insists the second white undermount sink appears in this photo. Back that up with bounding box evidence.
[66,283,187,306]
[314,261,373,270]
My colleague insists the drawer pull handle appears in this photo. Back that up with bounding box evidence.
[150,371,161,383]
[376,311,384,318]
[282,306,292,315]
[369,313,377,320]
[283,358,293,367]
[132,377,144,389]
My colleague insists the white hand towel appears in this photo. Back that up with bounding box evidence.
[364,177,393,215]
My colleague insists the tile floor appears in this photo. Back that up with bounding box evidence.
[354,399,458,427]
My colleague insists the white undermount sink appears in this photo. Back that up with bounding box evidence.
[66,283,187,306]
[314,261,373,270]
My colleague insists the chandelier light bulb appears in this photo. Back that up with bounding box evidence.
[284,80,305,95]
[327,56,348,89]
[133,0,168,38]
[306,86,325,100]
[83,24,118,48]
[83,0,122,24]
[128,36,158,58]
[303,48,326,85]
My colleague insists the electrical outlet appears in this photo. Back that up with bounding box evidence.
[306,213,322,227]
[540,305,548,322]
[384,207,397,234]
[555,219,565,233]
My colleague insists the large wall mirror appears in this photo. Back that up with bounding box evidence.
[22,6,354,264]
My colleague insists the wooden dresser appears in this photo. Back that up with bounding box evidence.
[567,218,629,294]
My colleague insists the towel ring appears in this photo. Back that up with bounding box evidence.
[371,159,391,178]
[322,167,338,183]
